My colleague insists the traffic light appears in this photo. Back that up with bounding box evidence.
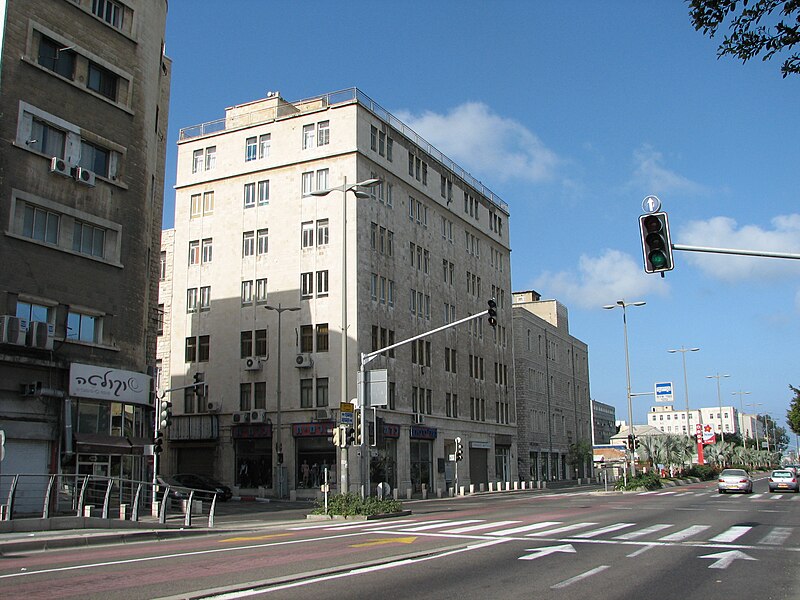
[455,436,464,461]
[627,434,635,450]
[153,431,164,454]
[639,212,674,274]
[159,399,173,428]
[354,410,362,445]
[487,299,497,328]
[333,425,348,447]
[375,416,385,448]
[346,426,356,446]
[193,372,206,399]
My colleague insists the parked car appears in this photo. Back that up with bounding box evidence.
[717,469,753,494]
[156,476,190,501]
[171,473,233,502]
[768,470,799,493]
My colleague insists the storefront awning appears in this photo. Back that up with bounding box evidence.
[74,432,135,455]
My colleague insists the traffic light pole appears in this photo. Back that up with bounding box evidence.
[672,244,800,260]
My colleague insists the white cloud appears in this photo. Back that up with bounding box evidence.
[395,102,562,183]
[629,144,707,195]
[533,249,668,309]
[679,214,800,281]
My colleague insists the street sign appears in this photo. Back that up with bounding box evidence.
[340,411,353,426]
[654,381,673,403]
[642,194,661,213]
[357,369,388,407]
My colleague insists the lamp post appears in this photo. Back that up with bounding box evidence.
[705,373,730,442]
[603,299,646,477]
[311,176,381,495]
[265,303,300,499]
[731,390,751,448]
[667,346,700,437]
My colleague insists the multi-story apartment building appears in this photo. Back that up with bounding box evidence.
[591,400,617,445]
[512,291,592,480]
[162,89,515,497]
[0,0,170,484]
[647,404,764,440]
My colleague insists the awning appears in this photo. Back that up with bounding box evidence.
[74,432,135,455]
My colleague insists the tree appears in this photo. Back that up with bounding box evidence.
[787,385,800,436]
[567,440,593,478]
[688,0,800,77]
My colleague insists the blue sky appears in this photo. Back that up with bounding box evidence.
[163,1,800,437]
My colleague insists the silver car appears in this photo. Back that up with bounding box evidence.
[768,470,799,493]
[717,468,753,494]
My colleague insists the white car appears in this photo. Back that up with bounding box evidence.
[717,469,753,494]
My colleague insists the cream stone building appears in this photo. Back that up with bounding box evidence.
[161,89,515,497]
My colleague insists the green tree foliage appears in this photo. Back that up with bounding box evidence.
[688,0,800,77]
[787,385,800,436]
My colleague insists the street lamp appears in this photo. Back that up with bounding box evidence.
[667,346,700,437]
[603,299,646,477]
[265,303,300,499]
[705,373,730,442]
[311,176,381,495]
[731,390,751,448]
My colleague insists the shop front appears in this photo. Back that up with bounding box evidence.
[370,421,400,491]
[293,421,336,493]
[232,422,272,490]
[410,424,436,494]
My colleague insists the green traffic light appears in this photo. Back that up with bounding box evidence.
[649,250,668,269]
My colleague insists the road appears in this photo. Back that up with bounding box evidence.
[2,476,799,599]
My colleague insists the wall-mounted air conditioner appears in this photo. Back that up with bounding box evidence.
[244,357,263,371]
[315,408,330,421]
[74,166,96,187]
[206,401,221,413]
[232,411,251,424]
[0,315,29,345]
[295,353,313,368]
[27,321,55,350]
[250,409,268,423]
[50,156,70,177]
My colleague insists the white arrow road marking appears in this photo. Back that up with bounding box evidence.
[699,550,757,569]
[519,543,577,561]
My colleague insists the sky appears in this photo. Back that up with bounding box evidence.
[162,1,800,439]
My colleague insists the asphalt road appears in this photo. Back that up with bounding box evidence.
[2,476,799,599]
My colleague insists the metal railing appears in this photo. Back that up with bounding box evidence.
[0,473,217,528]
[178,87,508,214]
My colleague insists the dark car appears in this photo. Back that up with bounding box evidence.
[156,476,190,501]
[171,473,233,502]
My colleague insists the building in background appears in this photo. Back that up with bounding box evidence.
[512,290,592,481]
[592,400,616,445]
[647,404,764,441]
[0,0,170,485]
[160,88,514,497]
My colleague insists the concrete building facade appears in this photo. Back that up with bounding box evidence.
[647,404,764,440]
[512,290,592,481]
[162,89,515,497]
[591,400,616,445]
[0,0,170,485]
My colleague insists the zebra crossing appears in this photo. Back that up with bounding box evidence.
[294,516,800,548]
[637,489,800,499]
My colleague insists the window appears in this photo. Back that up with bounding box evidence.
[300,379,313,408]
[202,191,214,215]
[159,251,167,281]
[302,172,314,196]
[67,311,98,343]
[198,335,210,362]
[316,323,329,352]
[258,134,271,159]
[245,137,257,161]
[87,61,117,101]
[301,272,313,298]
[199,286,211,311]
[317,219,329,245]
[316,168,328,191]
[38,35,75,79]
[257,228,268,255]
[240,331,252,358]
[205,146,216,170]
[73,220,105,258]
[300,325,313,352]
[303,124,315,149]
[316,377,329,407]
[240,384,252,411]
[92,0,123,29]
[241,280,253,305]
[29,117,66,158]
[317,121,329,146]
[257,180,269,205]
[192,150,203,174]
[254,382,267,409]
[317,270,329,296]
[242,231,255,257]
[244,183,256,208]
[190,194,201,218]
[387,137,393,161]
[188,240,200,265]
[371,126,378,151]
[255,278,268,303]
[201,238,213,263]
[186,288,198,313]
[301,222,314,248]
[254,329,267,357]
[78,140,110,177]
[185,336,197,362]
[23,205,59,245]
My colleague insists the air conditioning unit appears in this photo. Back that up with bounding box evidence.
[74,166,96,187]
[232,411,251,424]
[413,413,425,425]
[295,353,313,368]
[315,408,330,421]
[27,321,55,350]
[50,156,70,177]
[244,357,263,371]
[250,408,268,423]
[206,401,221,413]
[0,315,28,345]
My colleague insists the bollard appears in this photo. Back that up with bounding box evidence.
[406,488,412,500]
[437,488,443,498]
[119,504,128,520]
[459,485,465,496]
[488,482,494,492]
[84,505,93,518]
[479,483,485,492]
[449,487,454,497]
[393,488,399,500]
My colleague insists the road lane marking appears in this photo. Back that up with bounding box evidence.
[627,544,656,557]
[759,527,792,545]
[221,533,291,543]
[519,544,576,561]
[396,520,482,532]
[350,536,417,547]
[699,549,757,569]
[750,494,763,499]
[488,521,562,536]
[614,524,673,540]
[444,520,520,533]
[658,525,710,542]
[708,526,752,543]
[527,522,598,537]
[551,565,611,589]
[572,523,635,539]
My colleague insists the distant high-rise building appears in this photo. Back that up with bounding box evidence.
[160,89,515,496]
[592,400,616,445]
[0,0,171,481]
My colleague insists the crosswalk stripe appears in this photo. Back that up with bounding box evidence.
[573,523,636,539]
[750,494,763,499]
[655,491,677,495]
[708,526,752,543]
[759,527,792,545]
[613,524,673,540]
[397,520,476,532]
[488,521,562,536]
[444,520,520,534]
[658,525,711,541]
[527,522,598,537]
